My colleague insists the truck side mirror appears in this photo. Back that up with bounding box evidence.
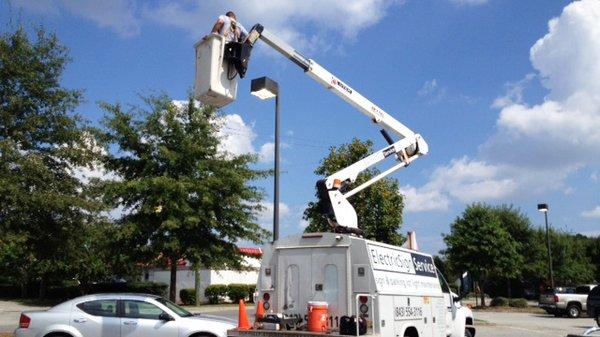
[459,272,471,297]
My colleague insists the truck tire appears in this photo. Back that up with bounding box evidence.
[465,329,473,337]
[567,304,581,318]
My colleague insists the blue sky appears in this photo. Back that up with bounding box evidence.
[3,0,599,253]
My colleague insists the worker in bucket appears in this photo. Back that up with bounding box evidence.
[210,11,248,43]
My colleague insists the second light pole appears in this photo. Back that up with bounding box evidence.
[251,76,280,242]
[537,203,555,289]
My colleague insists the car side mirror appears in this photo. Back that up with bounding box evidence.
[159,313,174,321]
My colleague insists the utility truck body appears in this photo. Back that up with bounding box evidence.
[229,233,474,337]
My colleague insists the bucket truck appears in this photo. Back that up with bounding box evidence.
[194,23,475,337]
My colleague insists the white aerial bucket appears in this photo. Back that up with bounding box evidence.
[194,34,238,108]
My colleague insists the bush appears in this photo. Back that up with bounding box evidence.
[509,298,528,308]
[205,284,228,304]
[227,284,248,303]
[490,296,509,307]
[247,284,256,303]
[180,288,196,305]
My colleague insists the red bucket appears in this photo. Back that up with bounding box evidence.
[307,301,329,332]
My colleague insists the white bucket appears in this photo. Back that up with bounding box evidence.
[193,34,238,108]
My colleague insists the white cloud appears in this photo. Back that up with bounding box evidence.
[217,114,280,163]
[491,73,535,108]
[418,79,438,97]
[450,0,489,6]
[582,206,600,219]
[417,78,476,105]
[218,114,257,156]
[258,143,275,163]
[400,185,449,212]
[406,0,600,210]
[256,202,291,229]
[581,230,600,237]
[143,0,403,51]
[299,219,310,229]
[592,172,599,182]
[15,0,141,37]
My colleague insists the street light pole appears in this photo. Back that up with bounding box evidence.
[538,203,555,289]
[544,210,555,288]
[273,91,280,242]
[250,76,280,242]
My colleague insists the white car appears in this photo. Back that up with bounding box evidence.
[14,293,237,337]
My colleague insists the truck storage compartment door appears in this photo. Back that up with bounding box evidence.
[277,248,313,315]
[312,248,348,321]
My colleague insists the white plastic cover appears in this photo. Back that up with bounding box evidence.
[194,34,238,108]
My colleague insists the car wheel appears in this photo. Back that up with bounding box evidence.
[465,329,473,337]
[567,305,581,318]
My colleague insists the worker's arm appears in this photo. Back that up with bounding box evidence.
[211,18,224,34]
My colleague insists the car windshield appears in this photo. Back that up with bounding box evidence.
[156,298,194,317]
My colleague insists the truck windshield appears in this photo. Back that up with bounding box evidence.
[436,269,450,293]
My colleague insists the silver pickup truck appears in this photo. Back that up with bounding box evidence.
[539,285,598,318]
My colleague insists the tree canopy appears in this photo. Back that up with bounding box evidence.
[0,26,111,298]
[99,96,270,300]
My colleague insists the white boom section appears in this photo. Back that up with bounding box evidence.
[258,27,429,229]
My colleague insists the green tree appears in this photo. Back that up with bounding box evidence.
[0,26,104,298]
[303,139,405,245]
[100,95,269,301]
[494,205,543,297]
[547,231,595,285]
[443,203,522,306]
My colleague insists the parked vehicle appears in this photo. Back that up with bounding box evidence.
[539,285,597,318]
[14,293,236,337]
[587,286,600,326]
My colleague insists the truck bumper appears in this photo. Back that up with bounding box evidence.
[539,304,562,314]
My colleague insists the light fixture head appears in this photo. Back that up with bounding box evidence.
[251,76,278,100]
[537,203,548,212]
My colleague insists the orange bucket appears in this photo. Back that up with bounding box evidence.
[307,301,329,332]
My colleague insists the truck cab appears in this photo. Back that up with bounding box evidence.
[232,233,474,337]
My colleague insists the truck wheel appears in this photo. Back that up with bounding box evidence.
[465,329,473,337]
[567,305,581,318]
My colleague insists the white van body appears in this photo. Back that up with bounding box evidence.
[230,233,475,337]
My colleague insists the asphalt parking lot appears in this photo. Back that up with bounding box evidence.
[1,300,598,336]
[475,311,597,337]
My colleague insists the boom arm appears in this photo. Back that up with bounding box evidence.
[243,24,429,230]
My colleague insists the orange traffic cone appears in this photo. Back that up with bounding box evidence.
[255,300,265,321]
[238,299,252,330]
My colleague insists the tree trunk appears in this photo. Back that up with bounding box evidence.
[169,258,177,302]
[195,267,201,306]
[478,280,485,307]
[507,279,512,299]
[480,289,485,307]
[38,277,46,300]
[20,282,26,299]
